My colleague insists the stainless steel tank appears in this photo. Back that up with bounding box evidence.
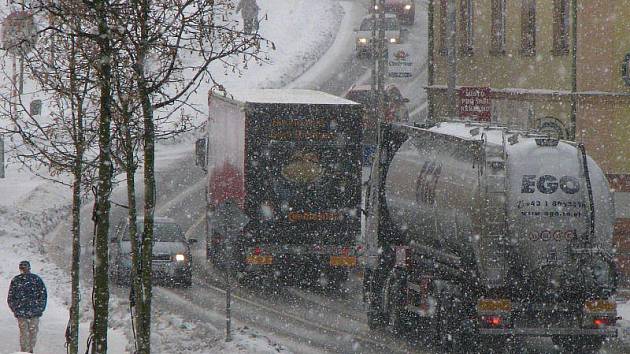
[383,121,616,297]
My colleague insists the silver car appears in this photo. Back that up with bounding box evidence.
[355,14,402,56]
[110,217,197,287]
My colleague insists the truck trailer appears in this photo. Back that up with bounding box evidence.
[202,89,363,288]
[363,121,618,352]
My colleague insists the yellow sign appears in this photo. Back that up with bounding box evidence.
[330,256,357,267]
[584,299,616,313]
[281,152,323,184]
[477,299,512,312]
[246,255,273,265]
[288,211,341,222]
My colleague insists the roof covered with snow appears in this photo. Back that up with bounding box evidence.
[212,89,359,105]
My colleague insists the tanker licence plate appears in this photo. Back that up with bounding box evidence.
[330,256,357,267]
[246,255,273,265]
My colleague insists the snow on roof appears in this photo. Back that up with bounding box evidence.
[428,120,509,145]
[213,89,359,105]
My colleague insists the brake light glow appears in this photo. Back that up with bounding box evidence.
[481,315,503,327]
[593,317,612,327]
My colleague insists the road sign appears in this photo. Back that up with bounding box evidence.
[459,86,491,121]
[212,199,249,244]
[388,44,413,77]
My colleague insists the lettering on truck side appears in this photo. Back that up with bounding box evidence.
[521,175,580,194]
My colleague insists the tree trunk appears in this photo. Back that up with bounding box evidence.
[91,1,114,352]
[123,108,144,351]
[69,164,82,354]
[139,79,155,354]
[68,35,84,354]
[136,1,155,352]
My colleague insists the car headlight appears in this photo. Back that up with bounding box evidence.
[358,38,367,44]
[405,4,412,10]
[390,38,397,43]
[374,5,379,10]
[174,254,185,262]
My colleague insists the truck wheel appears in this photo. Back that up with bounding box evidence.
[552,336,603,353]
[326,269,349,292]
[386,271,415,335]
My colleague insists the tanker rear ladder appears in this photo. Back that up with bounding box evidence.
[480,129,510,288]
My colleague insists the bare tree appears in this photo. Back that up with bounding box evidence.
[0,3,102,353]
[106,1,271,352]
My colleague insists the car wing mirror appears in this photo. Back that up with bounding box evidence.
[403,98,410,103]
[188,238,198,244]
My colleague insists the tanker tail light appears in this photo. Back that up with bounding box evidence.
[593,317,614,328]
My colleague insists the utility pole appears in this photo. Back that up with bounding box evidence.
[427,0,435,125]
[377,0,386,122]
[446,0,457,119]
[569,0,578,141]
[370,0,377,131]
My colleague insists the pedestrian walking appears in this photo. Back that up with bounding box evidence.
[236,0,260,34]
[7,261,47,353]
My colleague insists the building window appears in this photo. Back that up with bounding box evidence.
[490,0,506,55]
[521,0,536,56]
[460,0,474,56]
[553,0,569,55]
[439,0,448,56]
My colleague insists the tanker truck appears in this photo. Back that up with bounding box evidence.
[362,121,618,352]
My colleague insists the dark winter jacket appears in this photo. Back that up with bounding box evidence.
[7,273,47,318]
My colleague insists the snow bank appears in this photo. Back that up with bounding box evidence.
[0,204,129,354]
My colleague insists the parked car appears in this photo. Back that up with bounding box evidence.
[109,217,197,287]
[355,14,402,57]
[371,0,415,25]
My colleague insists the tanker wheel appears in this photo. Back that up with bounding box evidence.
[386,272,415,335]
[437,296,478,353]
[365,270,387,329]
[552,335,603,353]
[388,289,413,335]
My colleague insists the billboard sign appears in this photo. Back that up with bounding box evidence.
[388,44,413,77]
[459,86,491,121]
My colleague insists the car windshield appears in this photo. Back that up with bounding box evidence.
[359,18,399,31]
[122,222,185,242]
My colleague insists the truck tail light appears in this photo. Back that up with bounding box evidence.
[481,315,503,327]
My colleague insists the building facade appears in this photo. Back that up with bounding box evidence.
[426,0,630,284]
